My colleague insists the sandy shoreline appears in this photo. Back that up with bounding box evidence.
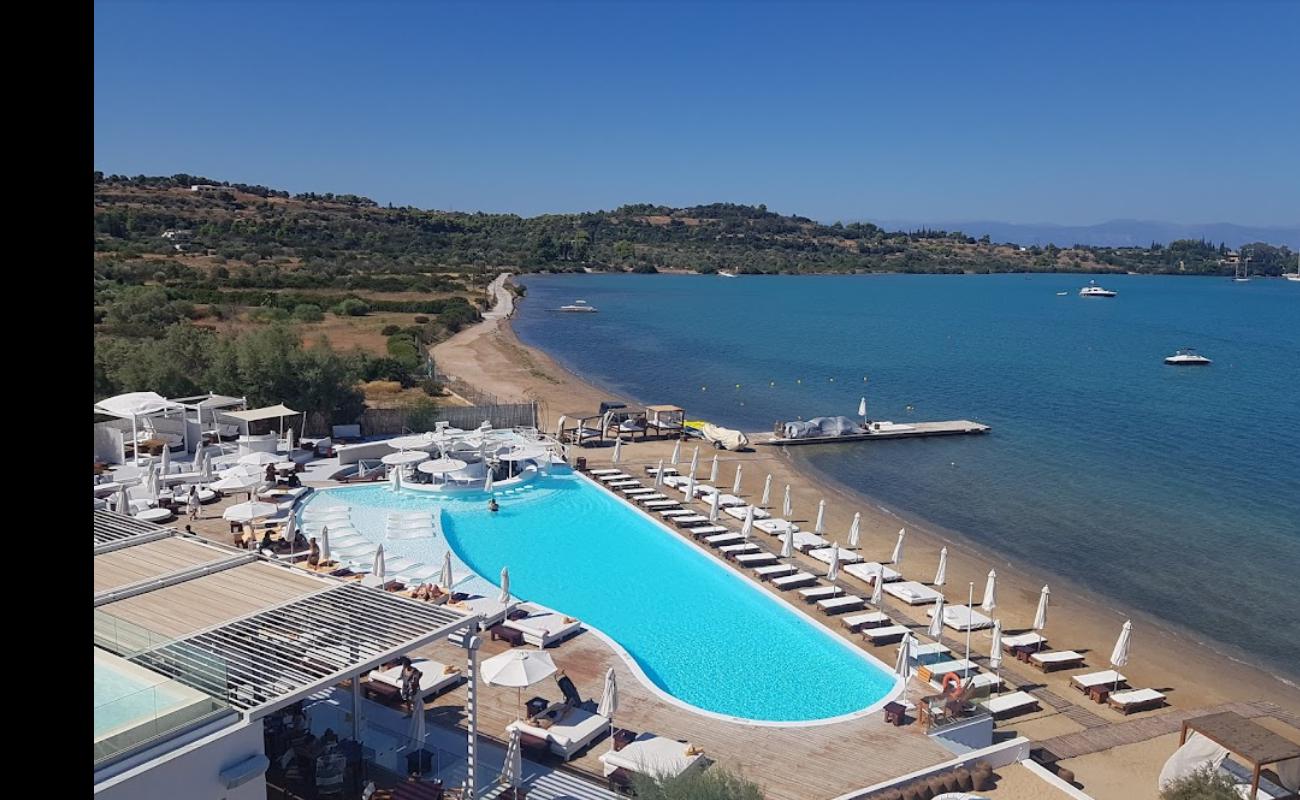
[433,277,1300,731]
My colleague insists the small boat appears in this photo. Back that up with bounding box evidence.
[1164,348,1212,366]
[1283,271,1300,282]
[717,270,738,278]
[557,300,598,313]
[1055,291,1069,296]
[1079,280,1117,297]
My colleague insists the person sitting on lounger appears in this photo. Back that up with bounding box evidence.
[307,537,320,567]
[488,498,499,514]
[412,583,445,602]
[286,473,301,488]
[292,530,309,551]
[265,464,277,484]
[535,669,583,723]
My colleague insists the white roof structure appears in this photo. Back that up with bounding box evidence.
[223,403,300,423]
[94,392,186,419]
[174,393,247,410]
[94,510,173,552]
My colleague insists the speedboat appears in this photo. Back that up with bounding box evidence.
[1079,280,1117,297]
[1164,348,1212,366]
[557,300,598,313]
[1055,291,1069,296]
[718,270,738,278]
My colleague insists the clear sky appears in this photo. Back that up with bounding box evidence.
[94,0,1299,225]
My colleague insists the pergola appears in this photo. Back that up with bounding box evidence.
[94,391,189,465]
[1180,711,1300,798]
[223,403,304,438]
[560,411,607,447]
[645,404,685,438]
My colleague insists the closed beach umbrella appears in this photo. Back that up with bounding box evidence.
[1033,585,1050,633]
[284,426,295,452]
[782,485,792,518]
[670,439,681,465]
[555,415,567,438]
[989,620,1004,692]
[895,633,913,679]
[891,528,906,566]
[611,436,622,465]
[826,546,840,582]
[597,667,619,751]
[484,469,494,493]
[780,530,795,559]
[684,474,696,503]
[981,569,998,613]
[848,512,861,549]
[373,545,386,584]
[934,547,948,586]
[928,595,946,638]
[202,450,214,481]
[499,566,510,604]
[1110,619,1133,671]
[709,489,721,522]
[391,467,402,492]
[858,396,868,420]
[408,695,426,750]
[283,514,298,555]
[503,727,522,788]
[653,459,664,488]
[319,525,332,562]
[160,445,171,476]
[439,551,454,590]
[870,564,884,606]
[814,499,826,535]
[740,505,755,540]
[709,454,719,483]
[116,485,131,515]
[761,474,772,507]
[732,463,743,495]
[689,446,699,478]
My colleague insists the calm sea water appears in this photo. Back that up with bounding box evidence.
[513,273,1300,678]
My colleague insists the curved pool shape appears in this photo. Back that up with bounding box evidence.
[305,473,899,723]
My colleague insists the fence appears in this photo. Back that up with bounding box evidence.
[359,402,539,436]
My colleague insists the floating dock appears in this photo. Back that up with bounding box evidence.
[752,420,991,446]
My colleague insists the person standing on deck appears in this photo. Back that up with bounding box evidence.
[187,486,200,520]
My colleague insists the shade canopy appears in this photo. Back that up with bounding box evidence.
[418,458,469,475]
[212,474,262,492]
[223,501,280,522]
[381,450,429,466]
[94,391,185,418]
[480,649,557,688]
[222,403,300,423]
[386,433,439,451]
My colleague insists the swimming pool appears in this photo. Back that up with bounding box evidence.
[93,648,207,740]
[303,472,900,723]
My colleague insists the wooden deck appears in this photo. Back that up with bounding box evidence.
[97,561,328,638]
[94,536,238,594]
[753,420,991,446]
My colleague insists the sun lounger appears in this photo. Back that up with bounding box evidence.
[597,473,633,482]
[724,505,771,521]
[1106,688,1166,714]
[770,571,817,589]
[778,531,830,552]
[797,585,843,602]
[808,546,864,565]
[501,605,583,648]
[841,611,891,631]
[396,563,441,583]
[703,532,745,546]
[507,707,611,760]
[598,732,704,779]
[979,691,1041,719]
[633,493,670,503]
[1029,650,1086,672]
[844,562,902,584]
[715,494,747,508]
[607,480,642,489]
[908,642,952,660]
[689,485,720,499]
[447,595,517,629]
[687,525,729,537]
[1070,670,1127,693]
[753,563,798,580]
[928,604,994,631]
[622,487,658,495]
[921,658,979,677]
[754,518,797,535]
[718,543,759,556]
[883,581,944,605]
[643,501,681,510]
[818,595,865,614]
[962,672,1005,692]
[661,475,688,487]
[672,516,712,527]
[644,466,678,476]
[589,469,622,476]
[658,507,694,516]
[1000,632,1048,651]
[862,625,910,645]
[366,658,463,701]
[733,552,778,567]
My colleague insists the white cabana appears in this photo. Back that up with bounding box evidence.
[94,391,189,465]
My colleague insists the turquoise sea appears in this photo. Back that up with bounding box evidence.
[512,273,1300,679]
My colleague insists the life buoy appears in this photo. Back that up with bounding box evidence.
[941,672,962,697]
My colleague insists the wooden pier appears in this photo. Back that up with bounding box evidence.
[753,419,991,446]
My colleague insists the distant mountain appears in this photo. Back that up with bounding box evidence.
[862,218,1300,249]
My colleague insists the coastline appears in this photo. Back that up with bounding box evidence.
[433,277,1300,720]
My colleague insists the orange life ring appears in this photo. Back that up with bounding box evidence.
[941,672,962,697]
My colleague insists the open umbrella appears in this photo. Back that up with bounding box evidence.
[981,569,998,613]
[890,528,906,565]
[780,529,794,559]
[689,446,699,478]
[1033,585,1050,638]
[847,512,861,549]
[653,459,664,488]
[1109,620,1133,690]
[381,450,429,467]
[761,474,772,507]
[934,547,948,586]
[503,727,523,789]
[373,545,386,584]
[238,452,280,466]
[498,566,510,604]
[928,595,946,638]
[223,501,279,523]
[611,437,622,465]
[212,473,261,494]
[826,546,840,582]
[870,564,884,606]
[989,620,1004,693]
[408,695,426,752]
[740,505,755,540]
[709,490,721,522]
[895,633,913,679]
[481,649,558,721]
[597,667,619,752]
[782,485,792,518]
[814,499,826,535]
[709,454,719,483]
[732,463,743,495]
[670,439,681,465]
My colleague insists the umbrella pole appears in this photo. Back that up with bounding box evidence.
[964,582,973,681]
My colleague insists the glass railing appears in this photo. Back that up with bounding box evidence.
[301,700,470,790]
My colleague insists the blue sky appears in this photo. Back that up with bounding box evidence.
[95,1,1299,225]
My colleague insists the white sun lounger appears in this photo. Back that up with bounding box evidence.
[1001,632,1048,651]
[734,552,778,567]
[644,501,681,510]
[644,466,678,476]
[689,484,720,498]
[507,707,611,760]
[797,585,843,602]
[979,691,1041,719]
[808,546,864,565]
[597,473,632,482]
[672,515,712,527]
[1029,650,1086,672]
[622,486,658,495]
[1106,688,1166,714]
[607,480,642,489]
[929,604,994,631]
[715,494,747,508]
[862,625,910,644]
[396,563,441,583]
[923,659,979,677]
[818,595,865,614]
[367,658,463,700]
[724,505,771,521]
[704,532,745,546]
[687,525,729,537]
[718,543,760,555]
[907,642,952,660]
[1070,670,1127,691]
[753,563,797,580]
[501,605,583,648]
[633,494,670,503]
[884,581,944,605]
[844,562,902,584]
[589,469,622,476]
[447,595,517,629]
[841,611,891,630]
[778,531,830,552]
[754,518,797,535]
[771,571,817,589]
[661,475,688,487]
[658,507,693,516]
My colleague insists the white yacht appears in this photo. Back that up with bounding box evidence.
[1283,270,1300,282]
[558,299,598,313]
[718,270,738,278]
[1164,348,1212,366]
[1079,280,1117,297]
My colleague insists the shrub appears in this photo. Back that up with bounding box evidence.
[413,315,429,324]
[247,306,290,323]
[404,397,440,432]
[381,324,402,336]
[291,304,324,322]
[386,336,421,366]
[630,766,765,800]
[331,298,370,316]
[419,378,444,397]
[1160,767,1241,800]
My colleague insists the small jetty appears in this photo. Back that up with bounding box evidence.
[753,419,991,446]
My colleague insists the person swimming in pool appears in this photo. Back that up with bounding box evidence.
[488,498,499,513]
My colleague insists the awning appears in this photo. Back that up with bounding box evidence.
[94,392,186,419]
[223,404,301,423]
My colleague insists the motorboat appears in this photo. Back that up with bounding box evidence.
[557,300,598,313]
[717,270,738,278]
[1055,291,1069,296]
[1164,348,1212,366]
[1283,271,1300,282]
[1079,280,1117,297]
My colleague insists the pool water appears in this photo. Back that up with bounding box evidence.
[304,474,899,723]
[93,649,195,739]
